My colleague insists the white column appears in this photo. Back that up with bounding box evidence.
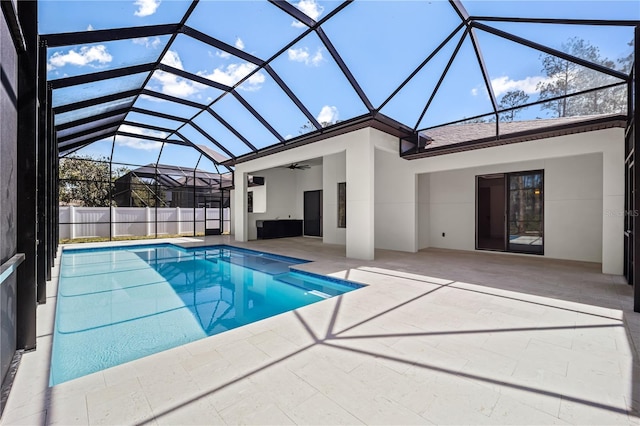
[176,207,181,235]
[70,205,76,239]
[346,130,375,260]
[234,171,248,242]
[602,144,625,275]
[146,207,152,236]
[110,206,116,238]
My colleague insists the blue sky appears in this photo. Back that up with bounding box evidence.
[40,0,638,170]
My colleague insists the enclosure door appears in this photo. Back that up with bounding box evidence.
[204,197,221,236]
[304,190,322,237]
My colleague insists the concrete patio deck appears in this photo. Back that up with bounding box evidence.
[2,236,639,425]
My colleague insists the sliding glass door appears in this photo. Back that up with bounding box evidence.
[476,170,544,255]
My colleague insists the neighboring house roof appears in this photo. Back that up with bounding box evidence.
[116,164,233,188]
[403,114,628,159]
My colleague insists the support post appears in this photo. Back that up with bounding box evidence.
[15,0,39,350]
[35,40,47,298]
[346,129,375,260]
[234,170,248,242]
[633,25,640,312]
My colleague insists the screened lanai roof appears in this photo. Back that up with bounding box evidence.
[40,0,638,172]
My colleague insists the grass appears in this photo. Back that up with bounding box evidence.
[59,233,210,244]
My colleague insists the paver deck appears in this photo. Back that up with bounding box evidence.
[2,236,639,425]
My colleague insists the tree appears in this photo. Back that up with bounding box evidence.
[618,38,634,74]
[299,119,339,134]
[536,37,625,117]
[498,90,530,122]
[59,155,128,207]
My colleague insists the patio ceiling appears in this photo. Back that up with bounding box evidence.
[40,0,638,172]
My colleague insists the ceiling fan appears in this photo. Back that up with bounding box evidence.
[282,162,310,170]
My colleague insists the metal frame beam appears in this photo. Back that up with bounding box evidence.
[232,92,285,142]
[41,23,180,47]
[121,120,177,134]
[206,108,257,152]
[417,81,626,132]
[57,122,119,144]
[181,26,263,66]
[414,29,469,131]
[140,88,207,109]
[472,21,630,81]
[156,63,232,92]
[130,106,189,123]
[379,23,465,112]
[469,27,499,122]
[186,122,237,159]
[472,16,640,27]
[449,0,471,23]
[53,88,140,114]
[264,64,321,129]
[268,0,317,28]
[55,106,130,131]
[115,130,189,145]
[175,131,233,173]
[316,27,374,112]
[49,62,156,89]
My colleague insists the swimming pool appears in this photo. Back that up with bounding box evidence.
[50,244,362,385]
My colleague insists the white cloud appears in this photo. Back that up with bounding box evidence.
[288,47,324,66]
[153,50,205,97]
[132,36,162,49]
[115,124,164,150]
[116,125,167,150]
[47,45,112,71]
[291,0,324,27]
[488,75,548,97]
[116,137,163,150]
[154,50,264,96]
[134,0,161,17]
[120,124,168,140]
[317,105,338,124]
[199,63,265,91]
[216,37,245,59]
[153,70,203,97]
[160,50,183,69]
[139,94,166,103]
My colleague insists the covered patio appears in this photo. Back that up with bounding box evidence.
[2,236,638,424]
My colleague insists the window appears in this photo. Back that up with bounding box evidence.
[338,182,346,228]
[247,191,253,213]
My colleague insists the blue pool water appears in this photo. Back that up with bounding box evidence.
[50,244,362,385]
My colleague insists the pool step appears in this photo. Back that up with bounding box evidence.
[273,272,343,297]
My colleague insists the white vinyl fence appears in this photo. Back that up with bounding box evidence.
[59,206,230,240]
